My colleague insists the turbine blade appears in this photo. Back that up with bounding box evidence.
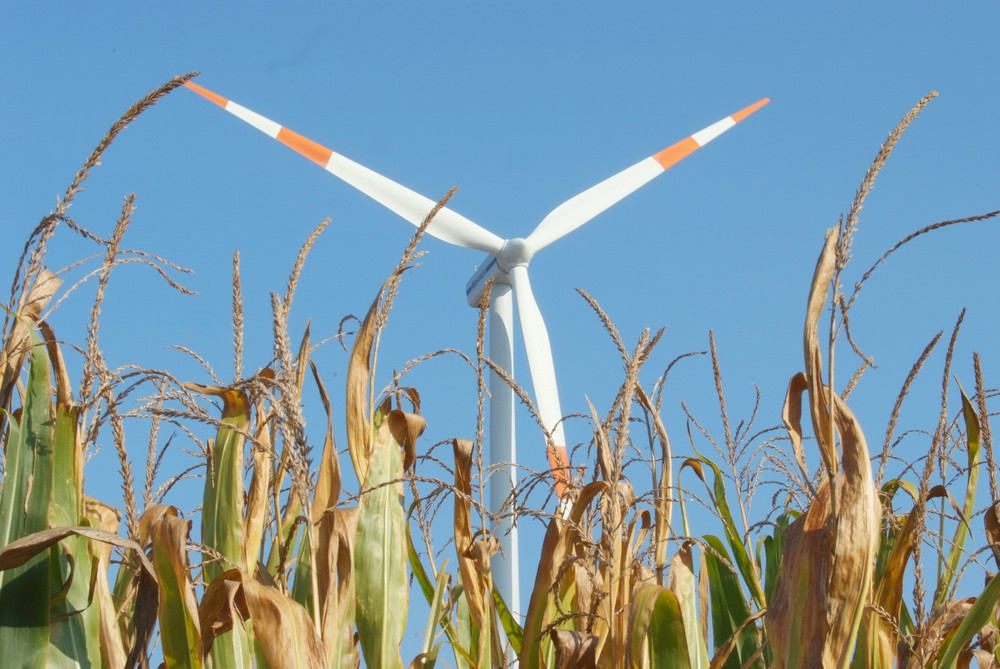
[526,98,770,252]
[182,80,504,254]
[507,265,569,497]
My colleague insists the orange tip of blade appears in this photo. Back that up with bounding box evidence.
[181,80,229,109]
[732,98,770,123]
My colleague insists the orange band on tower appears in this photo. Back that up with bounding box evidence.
[653,136,699,170]
[277,127,334,167]
[183,81,229,109]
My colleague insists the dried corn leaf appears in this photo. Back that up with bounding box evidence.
[766,393,878,668]
[910,597,975,667]
[198,573,247,644]
[452,437,494,661]
[0,269,60,422]
[244,370,276,569]
[857,484,947,667]
[803,228,838,482]
[389,410,425,474]
[520,481,605,669]
[782,372,814,493]
[635,386,673,581]
[316,507,360,668]
[986,502,1000,569]
[86,498,127,669]
[767,224,879,668]
[201,569,327,669]
[150,514,202,669]
[310,360,342,520]
[551,629,598,669]
[137,503,180,548]
[346,292,380,485]
[587,398,614,484]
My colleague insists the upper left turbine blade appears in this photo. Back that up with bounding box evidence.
[182,81,504,254]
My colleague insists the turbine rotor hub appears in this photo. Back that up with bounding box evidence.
[497,238,534,272]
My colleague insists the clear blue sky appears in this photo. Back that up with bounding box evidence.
[4,2,1000,660]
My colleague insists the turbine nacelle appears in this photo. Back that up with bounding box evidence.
[465,238,535,306]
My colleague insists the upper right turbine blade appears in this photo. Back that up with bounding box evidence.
[526,98,770,253]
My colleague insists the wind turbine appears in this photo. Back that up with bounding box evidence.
[180,80,768,614]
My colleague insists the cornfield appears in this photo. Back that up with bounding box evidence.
[3,75,1000,668]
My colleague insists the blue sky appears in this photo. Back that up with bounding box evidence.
[4,2,1000,660]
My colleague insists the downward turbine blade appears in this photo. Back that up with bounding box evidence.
[182,80,504,254]
[507,265,569,497]
[526,98,770,252]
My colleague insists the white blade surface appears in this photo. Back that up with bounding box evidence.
[183,80,504,254]
[526,98,770,253]
[507,265,569,495]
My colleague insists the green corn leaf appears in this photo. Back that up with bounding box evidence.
[454,587,476,669]
[46,532,102,669]
[193,384,252,669]
[669,542,709,669]
[354,408,409,669]
[702,536,761,669]
[933,385,981,609]
[290,521,314,614]
[42,324,102,668]
[493,586,523,656]
[937,571,1000,668]
[631,585,692,669]
[683,457,766,609]
[199,386,250,579]
[418,559,451,666]
[0,525,159,668]
[0,328,54,668]
[406,519,477,669]
[758,512,794,607]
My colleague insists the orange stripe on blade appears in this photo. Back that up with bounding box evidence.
[182,81,230,108]
[731,98,770,123]
[653,136,700,170]
[276,127,334,167]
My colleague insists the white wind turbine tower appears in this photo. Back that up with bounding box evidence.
[181,80,768,614]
